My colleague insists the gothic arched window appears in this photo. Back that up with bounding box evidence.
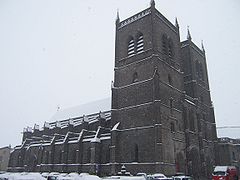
[168,39,174,57]
[133,144,139,162]
[169,98,174,114]
[232,152,236,160]
[169,98,174,109]
[162,35,174,58]
[168,74,173,85]
[170,122,175,132]
[136,33,144,53]
[133,72,138,83]
[162,34,167,55]
[127,37,135,56]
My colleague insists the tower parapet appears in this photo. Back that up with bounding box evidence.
[118,8,151,29]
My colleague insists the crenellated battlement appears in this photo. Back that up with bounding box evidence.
[118,8,151,29]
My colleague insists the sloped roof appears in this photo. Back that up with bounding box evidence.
[47,111,111,129]
[50,97,111,122]
[217,128,240,139]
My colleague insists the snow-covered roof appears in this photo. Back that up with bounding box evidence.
[50,97,111,122]
[45,111,111,130]
[217,128,240,139]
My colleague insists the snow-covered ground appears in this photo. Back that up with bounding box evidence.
[0,172,146,180]
[0,172,101,180]
[0,172,46,180]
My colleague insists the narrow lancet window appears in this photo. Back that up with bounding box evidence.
[168,39,174,57]
[168,74,173,85]
[171,122,175,132]
[136,33,144,53]
[133,72,138,83]
[162,34,167,55]
[134,144,139,162]
[127,37,135,56]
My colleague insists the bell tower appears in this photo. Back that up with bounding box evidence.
[112,1,184,128]
[111,0,186,175]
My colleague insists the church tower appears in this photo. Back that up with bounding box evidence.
[111,1,186,175]
[8,1,217,178]
[181,29,217,177]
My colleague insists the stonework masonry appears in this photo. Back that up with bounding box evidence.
[0,146,11,171]
[215,137,240,169]
[9,1,218,179]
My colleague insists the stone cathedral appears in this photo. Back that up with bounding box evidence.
[9,1,217,179]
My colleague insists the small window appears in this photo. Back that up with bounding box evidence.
[169,98,173,109]
[133,72,138,83]
[168,74,173,85]
[232,152,236,160]
[170,122,175,132]
[127,37,135,56]
[162,35,167,55]
[169,98,173,114]
[168,39,174,57]
[136,34,144,53]
[133,144,139,162]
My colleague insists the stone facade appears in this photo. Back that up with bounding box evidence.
[0,146,11,171]
[8,1,217,179]
[215,137,240,169]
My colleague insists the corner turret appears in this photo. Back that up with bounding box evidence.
[187,26,192,41]
[116,9,120,25]
[201,40,205,54]
[150,0,155,7]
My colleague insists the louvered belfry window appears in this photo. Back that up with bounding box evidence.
[127,37,135,56]
[136,34,144,53]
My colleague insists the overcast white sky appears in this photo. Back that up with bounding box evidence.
[0,0,239,147]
